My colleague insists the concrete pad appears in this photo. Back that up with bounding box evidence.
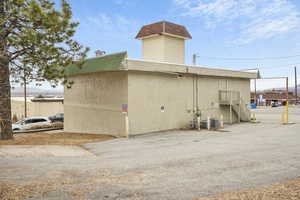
[0,145,94,158]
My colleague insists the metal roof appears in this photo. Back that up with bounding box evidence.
[65,52,127,76]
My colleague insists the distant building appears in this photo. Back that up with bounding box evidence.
[251,90,297,106]
[64,21,258,137]
[11,96,64,119]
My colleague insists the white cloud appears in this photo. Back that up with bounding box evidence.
[76,14,142,57]
[113,0,136,7]
[114,0,125,5]
[87,14,112,27]
[174,0,300,43]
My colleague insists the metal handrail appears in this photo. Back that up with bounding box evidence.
[240,97,251,115]
[219,90,251,121]
[219,90,240,104]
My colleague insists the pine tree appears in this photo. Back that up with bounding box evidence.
[0,0,89,140]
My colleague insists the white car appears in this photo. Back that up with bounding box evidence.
[12,117,52,131]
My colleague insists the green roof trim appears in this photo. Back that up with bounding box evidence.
[65,51,127,76]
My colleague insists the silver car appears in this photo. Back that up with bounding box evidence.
[12,117,51,131]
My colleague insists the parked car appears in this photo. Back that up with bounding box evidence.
[12,117,51,131]
[271,101,279,107]
[49,113,64,123]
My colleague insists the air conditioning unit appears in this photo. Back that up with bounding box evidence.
[200,118,220,130]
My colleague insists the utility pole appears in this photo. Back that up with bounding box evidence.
[254,79,257,105]
[295,66,298,104]
[261,77,289,124]
[192,54,197,65]
[23,67,27,118]
[286,77,289,123]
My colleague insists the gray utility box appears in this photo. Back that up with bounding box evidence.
[200,118,220,130]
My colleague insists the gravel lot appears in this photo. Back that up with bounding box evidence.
[1,106,300,199]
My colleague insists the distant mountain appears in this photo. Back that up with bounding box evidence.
[11,87,63,97]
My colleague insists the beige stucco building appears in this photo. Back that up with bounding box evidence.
[64,21,258,137]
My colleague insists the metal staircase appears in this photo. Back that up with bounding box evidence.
[219,90,251,123]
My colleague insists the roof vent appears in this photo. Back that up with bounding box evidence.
[95,50,106,57]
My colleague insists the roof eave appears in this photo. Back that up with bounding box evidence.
[126,58,258,79]
[135,34,160,40]
[136,32,192,40]
[162,32,192,40]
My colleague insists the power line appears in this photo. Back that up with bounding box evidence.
[195,54,300,61]
[202,62,300,71]
[257,63,300,69]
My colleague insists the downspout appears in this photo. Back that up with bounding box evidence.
[196,74,201,130]
[192,75,195,115]
[123,57,129,137]
[196,75,199,112]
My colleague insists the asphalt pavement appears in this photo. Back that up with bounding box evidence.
[1,106,300,199]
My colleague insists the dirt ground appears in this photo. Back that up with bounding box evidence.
[0,131,114,146]
[0,168,145,200]
[196,178,300,200]
[1,172,300,200]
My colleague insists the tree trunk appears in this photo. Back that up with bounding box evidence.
[0,0,13,140]
[0,56,13,140]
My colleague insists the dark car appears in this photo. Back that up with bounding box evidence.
[49,113,64,123]
[271,101,279,107]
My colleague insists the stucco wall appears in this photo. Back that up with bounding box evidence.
[64,71,128,137]
[11,100,63,120]
[63,66,250,136]
[142,36,165,62]
[128,71,250,135]
[164,35,185,64]
[142,35,185,64]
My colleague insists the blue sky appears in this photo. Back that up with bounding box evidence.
[42,0,300,90]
